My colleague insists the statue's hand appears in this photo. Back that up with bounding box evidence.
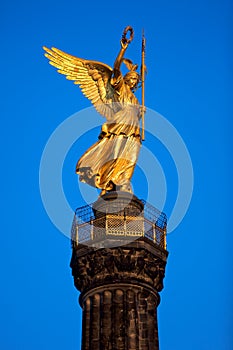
[140,106,146,115]
[120,39,128,50]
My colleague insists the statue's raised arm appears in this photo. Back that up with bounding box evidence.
[43,26,143,195]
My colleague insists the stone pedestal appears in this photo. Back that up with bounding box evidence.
[70,192,168,350]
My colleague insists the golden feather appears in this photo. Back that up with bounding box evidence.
[43,46,114,120]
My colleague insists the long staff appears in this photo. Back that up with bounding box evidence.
[141,30,146,141]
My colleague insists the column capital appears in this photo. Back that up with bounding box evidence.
[70,237,168,296]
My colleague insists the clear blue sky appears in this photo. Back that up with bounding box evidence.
[1,0,232,349]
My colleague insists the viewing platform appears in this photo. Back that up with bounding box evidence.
[71,192,167,250]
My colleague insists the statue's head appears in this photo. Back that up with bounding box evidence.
[124,71,140,90]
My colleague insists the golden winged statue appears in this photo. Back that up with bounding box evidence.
[43,26,145,195]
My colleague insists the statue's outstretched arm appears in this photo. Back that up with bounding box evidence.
[113,26,134,81]
[113,41,128,78]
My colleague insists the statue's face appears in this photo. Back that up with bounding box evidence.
[125,74,139,89]
[127,77,138,89]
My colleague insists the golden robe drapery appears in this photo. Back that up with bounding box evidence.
[76,76,141,192]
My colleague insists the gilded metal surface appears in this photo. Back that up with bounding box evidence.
[43,27,146,194]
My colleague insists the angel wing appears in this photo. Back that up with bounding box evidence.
[43,46,115,120]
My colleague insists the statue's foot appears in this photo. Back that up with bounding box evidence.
[100,182,132,196]
[100,189,107,196]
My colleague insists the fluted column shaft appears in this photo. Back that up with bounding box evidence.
[80,285,159,350]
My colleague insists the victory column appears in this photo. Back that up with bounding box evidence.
[44,26,168,350]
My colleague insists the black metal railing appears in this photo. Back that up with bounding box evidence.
[71,199,167,249]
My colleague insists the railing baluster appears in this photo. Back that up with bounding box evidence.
[72,199,167,249]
